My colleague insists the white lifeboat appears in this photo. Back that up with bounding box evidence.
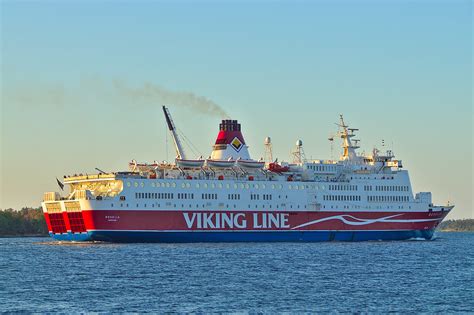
[176,158,205,169]
[236,158,265,170]
[206,158,236,169]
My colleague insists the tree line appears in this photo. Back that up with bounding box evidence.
[437,219,474,232]
[0,207,48,236]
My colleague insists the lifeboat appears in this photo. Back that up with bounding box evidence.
[268,162,290,173]
[176,158,205,169]
[206,159,236,168]
[236,159,265,170]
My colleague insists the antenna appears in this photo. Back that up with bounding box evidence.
[328,134,335,161]
[165,124,169,162]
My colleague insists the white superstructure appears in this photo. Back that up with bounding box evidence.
[47,114,448,216]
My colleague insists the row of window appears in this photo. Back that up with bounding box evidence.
[136,192,173,199]
[375,185,409,192]
[323,195,361,202]
[368,195,410,202]
[178,193,194,199]
[250,194,274,200]
[329,184,358,191]
[202,193,217,200]
[136,192,289,201]
[307,164,337,172]
[228,194,240,200]
[128,181,410,193]
[128,181,311,190]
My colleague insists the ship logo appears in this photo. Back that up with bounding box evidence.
[230,137,243,152]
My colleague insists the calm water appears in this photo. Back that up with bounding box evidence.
[1,232,473,313]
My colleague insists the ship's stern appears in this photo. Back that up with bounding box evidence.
[42,192,93,242]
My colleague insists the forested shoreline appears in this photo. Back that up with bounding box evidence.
[437,219,474,232]
[0,208,473,236]
[0,208,48,236]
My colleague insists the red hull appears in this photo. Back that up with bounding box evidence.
[44,209,448,234]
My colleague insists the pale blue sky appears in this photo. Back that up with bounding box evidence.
[1,0,472,218]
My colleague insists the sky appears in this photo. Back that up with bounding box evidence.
[0,0,472,219]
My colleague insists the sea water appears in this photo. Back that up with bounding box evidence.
[1,232,473,313]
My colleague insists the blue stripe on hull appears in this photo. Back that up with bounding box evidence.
[49,229,435,243]
[48,232,93,242]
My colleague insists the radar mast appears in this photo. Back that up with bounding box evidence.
[337,115,360,161]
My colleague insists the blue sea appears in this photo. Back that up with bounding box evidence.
[1,232,473,313]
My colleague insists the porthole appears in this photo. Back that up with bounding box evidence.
[166,183,170,188]
[245,184,249,189]
[186,183,191,188]
[127,182,131,187]
[226,184,230,189]
[255,184,259,189]
[218,183,223,188]
[182,183,186,188]
[271,184,275,189]
[196,183,200,188]
[262,184,266,189]
[289,185,292,190]
[240,184,244,189]
[211,183,215,189]
[140,182,144,187]
[151,183,155,188]
[171,183,176,188]
[234,184,238,189]
[204,183,208,188]
[134,182,138,188]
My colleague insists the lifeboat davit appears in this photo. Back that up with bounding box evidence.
[129,160,159,172]
[176,158,205,169]
[206,159,236,169]
[236,159,265,170]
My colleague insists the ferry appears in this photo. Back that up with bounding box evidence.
[42,107,453,242]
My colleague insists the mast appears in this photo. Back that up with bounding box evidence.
[338,115,359,161]
[162,106,186,160]
[291,139,306,164]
